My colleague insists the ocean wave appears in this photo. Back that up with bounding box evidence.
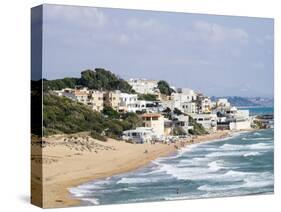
[220,143,272,151]
[177,157,210,167]
[82,198,100,205]
[198,184,241,191]
[116,175,168,184]
[254,132,262,136]
[69,187,94,197]
[206,151,249,157]
[243,152,261,157]
[157,162,253,181]
[198,171,273,192]
[242,137,273,141]
[208,161,223,172]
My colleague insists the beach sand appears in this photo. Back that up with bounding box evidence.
[31,131,231,208]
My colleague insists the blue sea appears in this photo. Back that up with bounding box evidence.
[69,107,274,205]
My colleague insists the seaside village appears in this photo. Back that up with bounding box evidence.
[53,79,253,144]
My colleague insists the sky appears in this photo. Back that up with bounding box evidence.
[42,4,274,97]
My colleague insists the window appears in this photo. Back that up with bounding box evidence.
[152,117,158,121]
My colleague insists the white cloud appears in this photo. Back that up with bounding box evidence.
[126,18,167,33]
[191,20,249,44]
[44,5,107,28]
[171,58,211,66]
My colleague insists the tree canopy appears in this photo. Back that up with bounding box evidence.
[137,93,158,101]
[43,68,134,93]
[157,80,174,96]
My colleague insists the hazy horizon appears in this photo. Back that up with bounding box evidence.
[41,4,274,98]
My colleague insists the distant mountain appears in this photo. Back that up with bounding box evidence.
[211,96,274,107]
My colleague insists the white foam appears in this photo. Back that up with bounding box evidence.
[82,198,100,205]
[178,157,210,167]
[198,184,241,191]
[242,137,273,141]
[219,143,272,151]
[254,132,262,136]
[206,151,248,157]
[243,152,261,157]
[116,176,166,184]
[117,177,150,184]
[68,187,93,197]
[198,171,273,192]
[243,180,273,188]
[208,161,223,172]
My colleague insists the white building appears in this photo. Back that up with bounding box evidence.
[216,98,231,108]
[233,109,251,130]
[181,102,197,114]
[127,79,158,94]
[217,108,251,130]
[127,100,160,113]
[122,127,156,144]
[142,113,165,136]
[177,88,197,101]
[201,97,212,114]
[190,113,218,132]
[55,87,89,104]
[172,88,197,103]
[119,93,138,107]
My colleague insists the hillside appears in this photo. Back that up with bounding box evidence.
[43,93,142,140]
[43,68,134,93]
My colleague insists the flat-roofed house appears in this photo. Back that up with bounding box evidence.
[104,90,121,110]
[73,87,89,104]
[122,127,156,144]
[119,93,138,112]
[141,113,164,136]
[181,102,197,114]
[190,113,218,132]
[88,90,104,112]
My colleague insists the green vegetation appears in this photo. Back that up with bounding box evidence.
[102,106,120,119]
[43,68,134,93]
[43,93,142,140]
[173,126,187,136]
[188,116,208,135]
[157,80,174,96]
[173,108,183,115]
[43,78,78,91]
[90,130,107,141]
[138,93,158,101]
[161,106,207,135]
[162,107,172,119]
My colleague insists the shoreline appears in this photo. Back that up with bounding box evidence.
[33,130,249,208]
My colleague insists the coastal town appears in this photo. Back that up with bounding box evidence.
[51,77,260,144]
[30,69,273,208]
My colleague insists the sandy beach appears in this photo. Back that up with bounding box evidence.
[31,131,231,208]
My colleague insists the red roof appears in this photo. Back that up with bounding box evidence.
[141,113,161,118]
